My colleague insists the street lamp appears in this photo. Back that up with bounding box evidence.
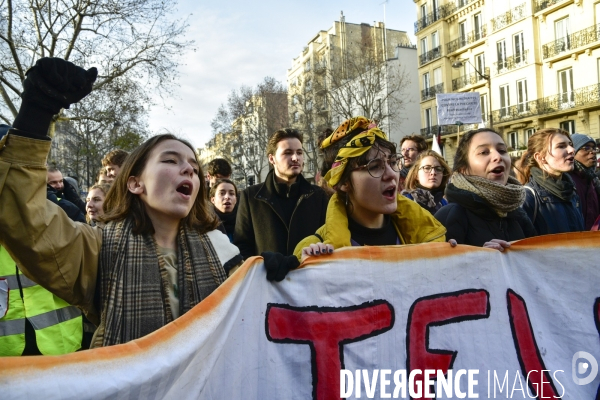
[452,59,493,128]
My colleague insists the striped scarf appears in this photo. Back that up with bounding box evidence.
[97,218,228,346]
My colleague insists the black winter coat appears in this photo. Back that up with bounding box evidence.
[435,183,536,246]
[234,170,328,259]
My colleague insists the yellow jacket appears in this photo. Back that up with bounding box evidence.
[293,193,447,259]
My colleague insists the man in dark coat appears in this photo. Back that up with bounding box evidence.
[234,128,328,259]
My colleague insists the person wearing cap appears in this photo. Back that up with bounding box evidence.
[569,133,600,230]
[293,117,447,261]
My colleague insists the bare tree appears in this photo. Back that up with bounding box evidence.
[210,77,288,187]
[325,47,411,131]
[0,0,190,188]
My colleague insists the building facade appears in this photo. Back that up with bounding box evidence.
[286,12,416,180]
[414,0,600,163]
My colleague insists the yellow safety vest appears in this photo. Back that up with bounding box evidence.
[0,246,82,356]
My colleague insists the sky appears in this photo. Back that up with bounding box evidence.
[147,0,418,149]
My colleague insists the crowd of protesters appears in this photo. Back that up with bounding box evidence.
[0,58,598,357]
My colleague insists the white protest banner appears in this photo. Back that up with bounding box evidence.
[1,233,599,399]
[436,93,482,125]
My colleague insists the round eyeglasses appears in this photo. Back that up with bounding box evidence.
[418,165,445,174]
[352,154,403,178]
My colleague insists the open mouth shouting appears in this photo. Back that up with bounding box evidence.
[489,165,506,179]
[382,185,397,200]
[176,180,193,198]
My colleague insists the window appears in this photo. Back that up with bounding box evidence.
[423,72,430,90]
[246,103,253,114]
[516,79,528,112]
[500,85,510,117]
[420,37,428,55]
[293,111,299,122]
[475,53,485,81]
[432,31,439,49]
[497,40,507,70]
[247,175,255,186]
[306,100,313,111]
[424,108,432,133]
[508,132,518,149]
[459,21,467,47]
[555,17,571,52]
[473,13,482,40]
[525,128,535,144]
[513,32,524,64]
[432,0,439,19]
[306,79,312,91]
[306,141,314,152]
[292,95,299,105]
[308,160,315,173]
[304,60,311,72]
[558,68,574,107]
[480,93,488,122]
[433,68,442,85]
[420,4,427,21]
[560,120,575,134]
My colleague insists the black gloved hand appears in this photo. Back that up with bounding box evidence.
[21,58,98,114]
[262,252,300,282]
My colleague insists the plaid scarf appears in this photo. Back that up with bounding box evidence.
[98,218,228,346]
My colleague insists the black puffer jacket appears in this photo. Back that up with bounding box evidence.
[234,170,328,259]
[435,183,536,246]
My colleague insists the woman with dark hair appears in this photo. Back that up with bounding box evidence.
[434,128,536,250]
[210,178,238,242]
[293,117,447,260]
[0,58,242,347]
[519,128,584,234]
[401,150,450,215]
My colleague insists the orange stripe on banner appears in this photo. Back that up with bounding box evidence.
[0,256,262,373]
[298,231,600,266]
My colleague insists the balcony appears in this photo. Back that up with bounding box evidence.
[491,3,526,32]
[492,83,600,124]
[542,23,600,59]
[419,46,442,66]
[533,0,567,13]
[421,83,444,102]
[446,26,487,54]
[452,67,490,91]
[414,6,454,33]
[420,125,459,137]
[494,50,529,74]
[314,62,326,74]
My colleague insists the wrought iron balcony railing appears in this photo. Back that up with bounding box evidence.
[452,67,490,91]
[542,23,600,59]
[533,0,567,13]
[492,83,600,123]
[491,3,526,32]
[494,50,529,74]
[421,83,444,102]
[414,6,454,33]
[420,125,459,138]
[420,124,480,138]
[419,46,442,66]
[446,26,487,54]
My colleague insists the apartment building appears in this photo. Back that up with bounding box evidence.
[286,12,415,180]
[414,0,600,163]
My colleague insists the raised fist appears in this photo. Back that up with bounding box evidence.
[21,58,98,114]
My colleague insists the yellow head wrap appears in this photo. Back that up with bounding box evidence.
[322,116,388,187]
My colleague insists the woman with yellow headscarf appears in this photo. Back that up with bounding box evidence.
[294,117,447,261]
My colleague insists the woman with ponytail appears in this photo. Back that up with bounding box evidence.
[435,128,536,250]
[519,128,584,234]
